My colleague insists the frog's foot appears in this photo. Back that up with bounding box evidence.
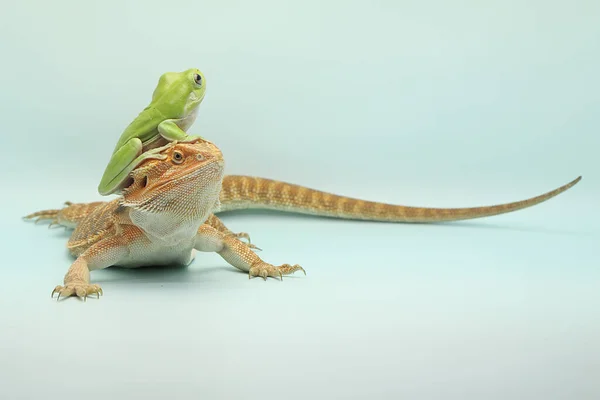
[249,263,305,281]
[52,282,103,301]
[180,134,204,144]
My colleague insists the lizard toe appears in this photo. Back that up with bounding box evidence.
[51,282,103,301]
[248,263,305,281]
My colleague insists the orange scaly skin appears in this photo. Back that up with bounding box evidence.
[24,140,303,300]
[34,174,581,229]
[216,175,582,222]
[28,204,253,245]
[25,145,580,300]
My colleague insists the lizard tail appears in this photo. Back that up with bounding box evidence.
[216,175,582,223]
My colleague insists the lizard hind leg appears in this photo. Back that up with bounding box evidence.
[23,201,107,230]
[23,208,61,223]
[23,201,72,227]
[227,231,260,250]
[205,214,261,250]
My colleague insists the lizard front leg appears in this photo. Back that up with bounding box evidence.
[205,214,258,249]
[194,225,304,280]
[53,237,128,300]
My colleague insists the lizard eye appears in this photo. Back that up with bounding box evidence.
[172,151,184,164]
[193,73,202,86]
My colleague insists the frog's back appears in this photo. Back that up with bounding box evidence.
[112,107,166,151]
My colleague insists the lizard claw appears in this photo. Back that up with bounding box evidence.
[51,283,103,301]
[246,243,262,251]
[23,209,61,224]
[48,220,61,229]
[234,232,262,250]
[227,232,262,251]
[234,232,251,243]
[248,263,305,281]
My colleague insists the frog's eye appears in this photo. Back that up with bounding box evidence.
[194,73,202,86]
[172,150,184,164]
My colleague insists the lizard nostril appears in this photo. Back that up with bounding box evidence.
[196,154,205,161]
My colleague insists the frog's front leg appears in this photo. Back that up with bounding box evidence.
[158,119,202,143]
[97,138,168,195]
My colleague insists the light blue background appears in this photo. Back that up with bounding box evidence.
[1,1,599,399]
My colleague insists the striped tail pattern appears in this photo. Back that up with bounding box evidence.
[217,175,582,223]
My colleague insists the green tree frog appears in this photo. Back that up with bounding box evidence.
[97,68,207,195]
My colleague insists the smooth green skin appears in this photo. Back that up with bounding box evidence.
[97,68,207,195]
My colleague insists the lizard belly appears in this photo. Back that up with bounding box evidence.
[115,211,203,268]
[129,209,203,246]
[116,236,197,268]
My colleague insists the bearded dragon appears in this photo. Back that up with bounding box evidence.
[25,140,304,300]
[25,140,581,300]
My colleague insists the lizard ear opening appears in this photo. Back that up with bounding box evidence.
[141,176,148,188]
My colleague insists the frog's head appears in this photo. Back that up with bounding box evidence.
[151,68,206,117]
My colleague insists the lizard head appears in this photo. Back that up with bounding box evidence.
[120,139,225,219]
